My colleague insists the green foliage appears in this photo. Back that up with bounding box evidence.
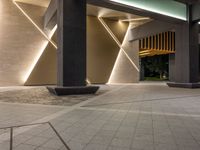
[142,55,168,79]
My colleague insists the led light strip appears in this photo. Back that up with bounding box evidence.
[49,25,58,39]
[23,41,49,82]
[108,24,139,84]
[13,0,57,49]
[86,79,91,84]
[13,0,58,82]
[98,17,139,73]
[121,47,139,72]
[13,0,92,85]
[14,0,106,85]
[108,50,123,84]
[98,18,122,47]
[13,0,57,83]
[109,0,186,21]
[23,25,57,83]
[120,17,150,22]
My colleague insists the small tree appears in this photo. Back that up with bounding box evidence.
[143,55,168,79]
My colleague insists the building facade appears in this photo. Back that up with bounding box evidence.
[0,0,200,93]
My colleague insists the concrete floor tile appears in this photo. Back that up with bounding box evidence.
[83,143,107,150]
[68,140,86,150]
[24,136,49,147]
[108,145,130,150]
[110,137,132,148]
[41,138,63,149]
[0,84,200,150]
[14,144,36,150]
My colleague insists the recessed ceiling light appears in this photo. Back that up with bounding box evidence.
[120,17,150,22]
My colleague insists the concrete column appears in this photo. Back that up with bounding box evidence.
[47,0,99,95]
[169,54,175,82]
[57,0,86,86]
[167,5,200,88]
[139,58,145,81]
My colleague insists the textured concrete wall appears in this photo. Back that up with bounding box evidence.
[0,0,48,86]
[25,42,57,86]
[87,17,122,84]
[169,54,175,82]
[199,34,200,44]
[108,28,140,84]
[87,17,140,84]
[0,1,139,85]
[19,2,57,86]
[129,20,175,41]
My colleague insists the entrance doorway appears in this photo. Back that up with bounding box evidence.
[139,31,175,81]
[140,55,169,81]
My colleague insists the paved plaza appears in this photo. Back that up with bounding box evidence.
[0,83,200,150]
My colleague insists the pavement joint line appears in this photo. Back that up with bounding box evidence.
[0,122,71,150]
[10,128,13,150]
[0,101,68,109]
[0,122,49,130]
[79,107,200,118]
[0,85,126,142]
[72,85,127,108]
[48,122,71,150]
[82,94,200,107]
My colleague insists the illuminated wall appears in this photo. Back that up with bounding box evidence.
[0,0,56,86]
[0,0,140,86]
[107,25,140,84]
[109,0,187,20]
[87,17,122,83]
[87,17,140,84]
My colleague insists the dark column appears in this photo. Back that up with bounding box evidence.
[139,58,145,81]
[191,4,200,22]
[57,0,86,86]
[167,5,200,88]
[168,54,175,82]
[47,0,99,95]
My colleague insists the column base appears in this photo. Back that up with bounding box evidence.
[167,82,200,88]
[47,86,99,96]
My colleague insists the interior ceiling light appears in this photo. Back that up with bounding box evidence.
[198,22,200,24]
[120,17,150,22]
[109,0,187,21]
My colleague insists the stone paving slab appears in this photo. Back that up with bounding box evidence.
[0,103,63,128]
[0,84,200,150]
[83,84,200,107]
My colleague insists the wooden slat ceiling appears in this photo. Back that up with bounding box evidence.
[139,31,175,57]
